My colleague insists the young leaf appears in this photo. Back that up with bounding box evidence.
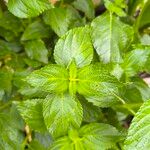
[124,100,150,149]
[68,60,77,95]
[26,64,69,93]
[43,93,83,138]
[24,39,48,64]
[21,20,51,41]
[91,12,133,63]
[50,123,121,150]
[77,63,122,107]
[8,0,52,18]
[73,0,95,19]
[54,26,93,68]
[16,99,47,133]
[43,7,82,37]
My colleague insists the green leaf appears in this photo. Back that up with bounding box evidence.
[16,99,47,133]
[0,11,23,33]
[91,12,133,63]
[104,0,126,17]
[121,48,150,77]
[68,60,77,95]
[21,20,51,41]
[43,7,82,37]
[50,123,121,150]
[0,112,25,150]
[135,0,150,30]
[73,0,95,19]
[26,64,69,93]
[28,140,46,150]
[77,63,122,107]
[124,100,150,149]
[43,93,83,138]
[24,39,48,64]
[7,0,52,18]
[79,96,103,123]
[0,69,13,95]
[54,26,93,68]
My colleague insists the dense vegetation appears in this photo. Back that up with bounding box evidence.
[0,0,150,149]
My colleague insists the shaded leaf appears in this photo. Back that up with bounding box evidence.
[43,7,82,37]
[16,99,47,133]
[24,39,48,64]
[21,20,51,41]
[73,0,95,19]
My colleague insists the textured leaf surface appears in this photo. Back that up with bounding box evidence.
[26,64,69,93]
[54,27,93,68]
[24,39,48,64]
[91,12,133,63]
[8,0,51,18]
[43,93,83,138]
[77,63,122,107]
[16,99,47,133]
[124,100,150,150]
[50,123,121,150]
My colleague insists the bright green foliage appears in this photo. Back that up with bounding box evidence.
[0,0,150,149]
[43,94,83,138]
[77,63,122,107]
[54,26,93,67]
[26,65,69,93]
[50,123,121,150]
[24,39,48,64]
[68,60,78,95]
[91,12,133,63]
[124,100,150,149]
[16,99,47,133]
[7,0,52,18]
